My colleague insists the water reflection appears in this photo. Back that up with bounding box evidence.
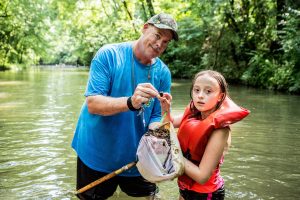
[0,69,299,199]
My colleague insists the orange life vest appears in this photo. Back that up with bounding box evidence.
[177,97,250,193]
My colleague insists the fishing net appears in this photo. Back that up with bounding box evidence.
[136,122,185,183]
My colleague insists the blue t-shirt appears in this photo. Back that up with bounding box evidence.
[72,41,171,176]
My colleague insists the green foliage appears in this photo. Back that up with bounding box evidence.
[242,53,276,88]
[162,16,205,78]
[241,6,300,93]
[278,8,300,93]
[0,0,51,67]
[1,0,299,93]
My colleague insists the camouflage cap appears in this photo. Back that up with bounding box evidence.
[147,13,179,41]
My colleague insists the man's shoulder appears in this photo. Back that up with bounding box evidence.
[102,41,132,51]
[94,41,132,59]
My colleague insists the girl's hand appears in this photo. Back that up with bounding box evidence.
[158,93,182,127]
[158,92,172,114]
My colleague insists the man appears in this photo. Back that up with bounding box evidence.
[72,13,179,199]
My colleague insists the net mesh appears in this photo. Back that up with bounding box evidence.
[136,122,184,183]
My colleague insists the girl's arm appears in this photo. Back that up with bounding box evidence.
[184,127,230,184]
[163,112,183,128]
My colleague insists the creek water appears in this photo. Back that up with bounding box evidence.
[0,68,299,200]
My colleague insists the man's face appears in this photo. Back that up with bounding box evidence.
[141,24,173,59]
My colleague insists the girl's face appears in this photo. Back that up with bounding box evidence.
[192,74,224,119]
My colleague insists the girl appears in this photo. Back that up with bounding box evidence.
[160,70,249,200]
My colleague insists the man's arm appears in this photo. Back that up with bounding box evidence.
[86,95,129,116]
[87,83,160,116]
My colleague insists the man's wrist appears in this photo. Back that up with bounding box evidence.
[127,96,141,111]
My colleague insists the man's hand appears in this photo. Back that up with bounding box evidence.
[131,83,160,109]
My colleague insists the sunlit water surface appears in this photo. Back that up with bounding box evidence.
[0,68,299,200]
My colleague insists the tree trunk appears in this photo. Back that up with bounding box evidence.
[122,1,138,33]
[276,0,285,32]
[146,0,155,16]
[270,0,285,53]
[213,27,224,69]
[139,0,148,21]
